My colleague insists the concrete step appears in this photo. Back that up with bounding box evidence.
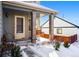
[16,39,32,46]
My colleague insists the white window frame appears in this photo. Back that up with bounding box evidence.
[15,16,25,35]
[57,28,62,34]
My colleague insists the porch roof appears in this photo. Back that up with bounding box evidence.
[2,1,58,14]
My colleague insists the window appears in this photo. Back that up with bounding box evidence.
[57,28,62,34]
[17,17,23,33]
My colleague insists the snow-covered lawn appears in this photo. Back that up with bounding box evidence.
[56,43,79,57]
[20,37,79,57]
[36,37,79,57]
[29,45,56,57]
[20,46,28,57]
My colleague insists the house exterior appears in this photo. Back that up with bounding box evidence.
[41,16,79,43]
[0,1,58,44]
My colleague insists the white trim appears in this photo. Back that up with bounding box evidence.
[15,15,25,39]
[2,1,58,14]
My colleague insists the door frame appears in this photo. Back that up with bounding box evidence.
[14,15,25,39]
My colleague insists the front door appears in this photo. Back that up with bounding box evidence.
[15,16,25,39]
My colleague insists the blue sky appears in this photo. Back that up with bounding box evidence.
[40,1,79,26]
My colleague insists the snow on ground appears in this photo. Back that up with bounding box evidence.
[72,41,79,47]
[20,37,79,57]
[56,44,79,57]
[29,44,55,57]
[37,37,79,57]
[20,46,28,57]
[37,37,50,43]
[29,43,79,57]
[20,46,27,50]
[55,41,79,57]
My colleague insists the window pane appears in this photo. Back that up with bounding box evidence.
[57,28,62,34]
[17,18,23,33]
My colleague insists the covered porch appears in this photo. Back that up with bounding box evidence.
[1,1,58,43]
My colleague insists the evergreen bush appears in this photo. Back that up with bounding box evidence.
[54,41,60,51]
[11,46,22,57]
[64,42,70,48]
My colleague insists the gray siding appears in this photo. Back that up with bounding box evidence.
[0,2,2,44]
[3,9,31,40]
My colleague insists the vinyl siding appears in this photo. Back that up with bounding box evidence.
[3,8,31,40]
[42,17,74,27]
[42,17,79,40]
[0,2,2,44]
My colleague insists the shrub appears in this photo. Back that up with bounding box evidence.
[54,41,60,51]
[64,42,70,48]
[0,45,3,57]
[11,46,22,57]
[1,34,7,45]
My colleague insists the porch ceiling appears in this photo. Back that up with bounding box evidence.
[2,1,58,14]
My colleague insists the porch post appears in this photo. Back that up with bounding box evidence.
[31,11,37,43]
[49,14,55,41]
[0,2,2,44]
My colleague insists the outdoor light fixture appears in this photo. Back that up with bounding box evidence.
[5,12,8,18]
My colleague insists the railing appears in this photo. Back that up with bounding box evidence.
[70,34,77,43]
[36,30,77,44]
